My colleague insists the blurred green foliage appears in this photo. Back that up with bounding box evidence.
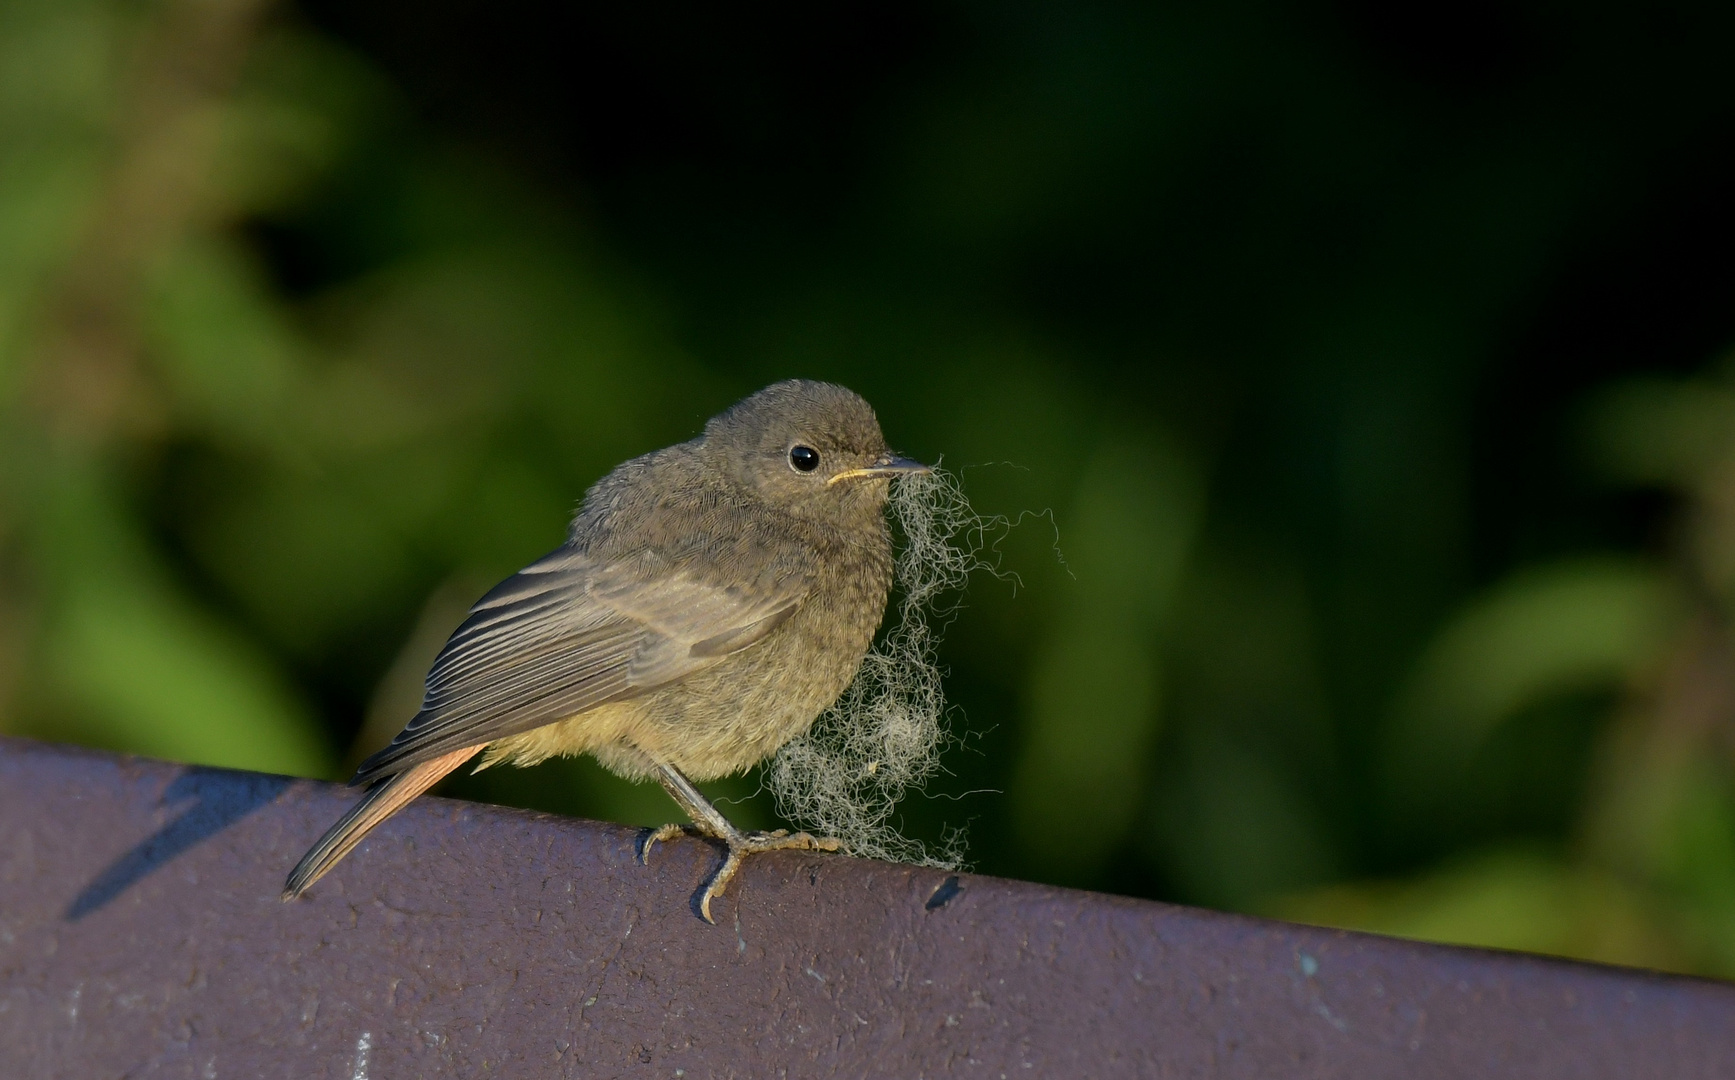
[7,0,1735,977]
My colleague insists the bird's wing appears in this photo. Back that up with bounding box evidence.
[352,545,809,783]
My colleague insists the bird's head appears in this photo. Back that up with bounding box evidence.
[703,379,928,519]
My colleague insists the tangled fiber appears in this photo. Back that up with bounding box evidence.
[767,465,990,868]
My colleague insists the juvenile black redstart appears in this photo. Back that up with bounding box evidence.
[284,380,928,921]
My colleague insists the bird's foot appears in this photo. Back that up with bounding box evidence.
[696,829,842,924]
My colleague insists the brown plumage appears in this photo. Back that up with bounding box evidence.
[283,380,927,920]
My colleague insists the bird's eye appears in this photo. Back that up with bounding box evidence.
[789,445,821,473]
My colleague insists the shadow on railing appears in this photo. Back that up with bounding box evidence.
[66,768,294,921]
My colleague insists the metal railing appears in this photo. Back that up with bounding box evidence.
[2,734,1731,1078]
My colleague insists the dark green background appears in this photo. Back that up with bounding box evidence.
[6,0,1735,973]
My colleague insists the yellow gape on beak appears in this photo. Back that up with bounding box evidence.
[828,453,930,485]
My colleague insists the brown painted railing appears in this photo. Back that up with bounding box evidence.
[2,734,1732,1078]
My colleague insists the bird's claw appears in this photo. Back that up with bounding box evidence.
[639,823,699,865]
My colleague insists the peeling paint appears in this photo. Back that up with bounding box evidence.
[351,1031,371,1080]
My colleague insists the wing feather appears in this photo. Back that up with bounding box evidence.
[352,545,809,783]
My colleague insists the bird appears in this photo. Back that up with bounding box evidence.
[282,379,928,921]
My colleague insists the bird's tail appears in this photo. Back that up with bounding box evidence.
[282,744,482,901]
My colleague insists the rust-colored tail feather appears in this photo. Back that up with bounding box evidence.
[282,745,482,900]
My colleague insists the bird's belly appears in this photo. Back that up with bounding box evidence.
[627,613,871,781]
[478,700,645,773]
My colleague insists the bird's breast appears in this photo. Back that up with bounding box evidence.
[622,528,895,781]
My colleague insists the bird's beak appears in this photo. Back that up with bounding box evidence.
[828,453,931,485]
